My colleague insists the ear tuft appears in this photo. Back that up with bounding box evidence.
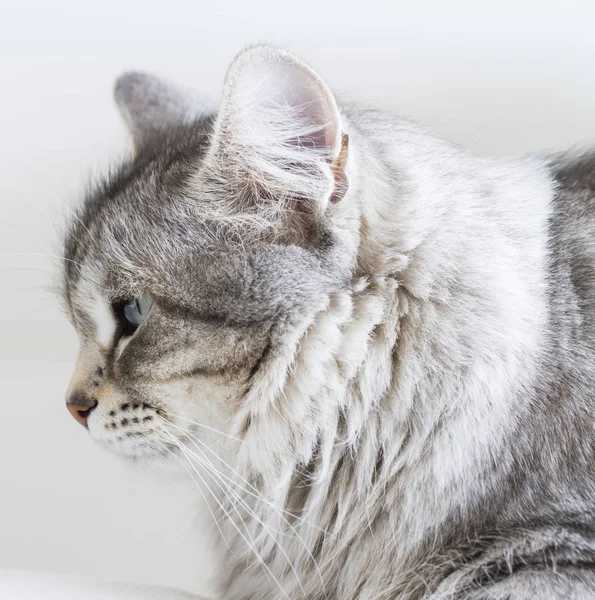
[115,71,215,147]
[208,46,347,211]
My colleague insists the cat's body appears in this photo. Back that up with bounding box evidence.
[62,47,595,599]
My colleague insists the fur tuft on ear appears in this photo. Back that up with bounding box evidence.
[207,46,349,214]
[115,71,215,148]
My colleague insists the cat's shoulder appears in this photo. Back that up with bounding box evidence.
[550,149,595,204]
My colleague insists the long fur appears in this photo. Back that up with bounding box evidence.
[62,46,595,599]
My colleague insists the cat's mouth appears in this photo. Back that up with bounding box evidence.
[91,425,185,468]
[86,403,229,482]
[92,425,206,480]
[85,400,169,457]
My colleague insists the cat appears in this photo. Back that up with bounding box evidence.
[62,45,595,599]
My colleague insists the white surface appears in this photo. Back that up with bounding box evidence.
[0,570,200,599]
[1,0,595,594]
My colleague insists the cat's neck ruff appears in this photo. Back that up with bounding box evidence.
[220,114,555,597]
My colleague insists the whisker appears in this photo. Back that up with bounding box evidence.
[166,417,332,537]
[180,442,264,558]
[159,431,290,600]
[65,229,88,253]
[0,252,81,267]
[0,253,101,286]
[21,295,63,304]
[177,438,309,596]
[163,419,326,592]
[168,411,242,443]
[153,439,231,551]
[0,265,59,278]
[52,194,98,246]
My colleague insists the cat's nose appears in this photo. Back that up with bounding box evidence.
[66,391,98,428]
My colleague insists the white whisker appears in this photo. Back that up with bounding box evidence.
[52,194,98,245]
[168,411,242,443]
[166,416,332,537]
[153,439,231,551]
[168,430,308,595]
[0,253,100,286]
[159,430,290,600]
[163,419,326,593]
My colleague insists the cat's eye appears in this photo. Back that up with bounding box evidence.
[114,293,153,335]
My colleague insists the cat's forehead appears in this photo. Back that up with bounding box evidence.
[64,125,215,281]
[62,114,350,341]
[63,167,347,342]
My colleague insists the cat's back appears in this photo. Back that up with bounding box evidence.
[507,152,595,528]
[554,150,595,197]
[549,151,595,348]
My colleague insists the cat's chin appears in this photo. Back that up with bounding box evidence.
[96,438,193,479]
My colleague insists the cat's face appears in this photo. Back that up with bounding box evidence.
[62,47,355,470]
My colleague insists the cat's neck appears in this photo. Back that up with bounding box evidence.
[234,110,556,509]
[219,114,557,597]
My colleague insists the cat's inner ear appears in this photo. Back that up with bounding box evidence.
[114,72,216,147]
[210,47,349,211]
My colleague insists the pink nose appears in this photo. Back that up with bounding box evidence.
[66,392,98,428]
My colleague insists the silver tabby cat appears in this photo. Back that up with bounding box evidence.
[62,46,595,599]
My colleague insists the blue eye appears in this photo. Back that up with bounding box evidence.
[120,294,153,329]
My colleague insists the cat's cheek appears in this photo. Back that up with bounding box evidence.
[149,374,242,446]
[86,375,241,469]
[145,375,242,475]
[79,381,159,460]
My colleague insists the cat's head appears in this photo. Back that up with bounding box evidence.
[62,46,359,471]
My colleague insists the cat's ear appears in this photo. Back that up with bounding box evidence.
[208,46,349,212]
[114,72,216,147]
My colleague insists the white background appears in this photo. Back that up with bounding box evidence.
[1,0,595,595]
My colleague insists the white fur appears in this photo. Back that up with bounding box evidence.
[92,293,116,348]
[207,49,554,599]
[69,47,559,599]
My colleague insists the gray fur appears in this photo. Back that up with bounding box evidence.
[115,71,216,147]
[62,46,595,599]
